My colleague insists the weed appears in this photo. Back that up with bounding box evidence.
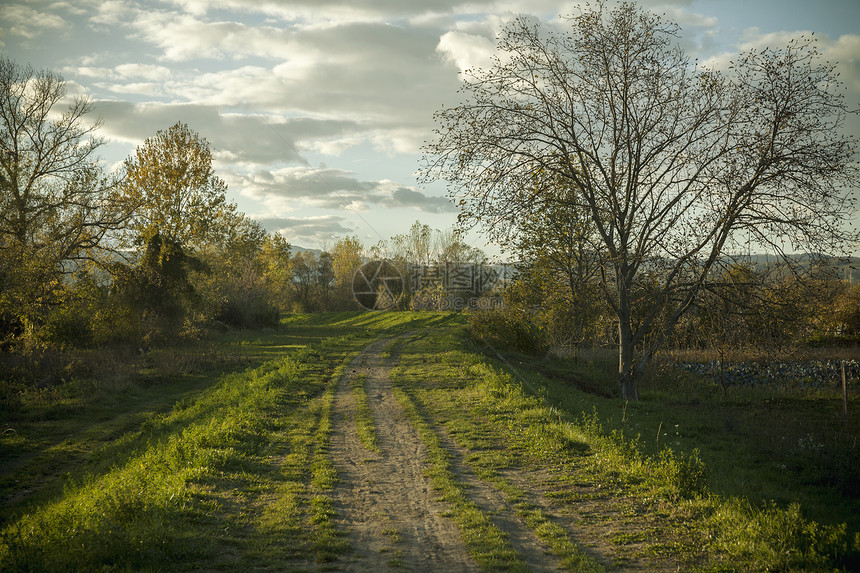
[351,373,380,452]
[0,311,437,571]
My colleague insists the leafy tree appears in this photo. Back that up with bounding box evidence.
[112,122,244,336]
[422,2,858,400]
[117,121,230,248]
[436,227,487,265]
[316,252,335,311]
[193,213,280,329]
[257,233,293,311]
[111,231,201,345]
[330,235,364,309]
[506,172,602,350]
[290,251,317,311]
[331,236,364,285]
[0,57,126,342]
[390,221,434,266]
[831,284,860,336]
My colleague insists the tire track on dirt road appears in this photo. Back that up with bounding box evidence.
[329,335,638,572]
[328,336,479,572]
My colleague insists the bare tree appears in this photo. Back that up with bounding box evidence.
[0,57,125,333]
[421,2,858,400]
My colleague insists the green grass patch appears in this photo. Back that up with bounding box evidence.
[351,373,380,452]
[392,318,859,571]
[3,310,855,571]
[0,311,442,571]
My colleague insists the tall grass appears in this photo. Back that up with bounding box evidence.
[0,311,443,571]
[395,321,858,571]
[0,348,316,570]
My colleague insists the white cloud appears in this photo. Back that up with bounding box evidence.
[2,0,855,254]
[114,63,172,81]
[88,0,128,27]
[0,3,67,41]
[436,30,496,73]
[701,29,860,101]
[93,101,373,167]
[253,214,356,245]
[72,63,172,83]
[823,34,860,94]
[235,166,455,214]
[130,12,300,61]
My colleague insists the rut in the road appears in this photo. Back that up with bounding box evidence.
[328,336,479,572]
[327,336,681,573]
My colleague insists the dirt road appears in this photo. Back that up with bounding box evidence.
[329,336,479,571]
[326,335,673,572]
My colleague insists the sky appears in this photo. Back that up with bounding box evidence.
[2,0,859,259]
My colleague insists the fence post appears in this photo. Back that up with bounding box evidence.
[843,361,848,417]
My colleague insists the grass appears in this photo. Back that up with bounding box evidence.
[0,311,450,571]
[392,320,859,571]
[351,373,380,452]
[535,345,860,537]
[1,310,856,571]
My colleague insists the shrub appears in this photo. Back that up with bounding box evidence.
[654,448,708,500]
[38,304,94,348]
[467,306,549,355]
[707,500,855,570]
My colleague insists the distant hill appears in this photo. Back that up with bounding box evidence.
[289,245,324,257]
[740,254,859,283]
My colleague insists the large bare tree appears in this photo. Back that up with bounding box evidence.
[0,57,125,332]
[421,2,858,400]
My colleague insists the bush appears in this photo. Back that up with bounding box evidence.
[39,304,94,348]
[655,448,708,500]
[215,296,279,329]
[467,307,549,355]
[707,500,855,571]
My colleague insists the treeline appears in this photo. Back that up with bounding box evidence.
[472,251,860,357]
[0,57,492,373]
[0,57,290,354]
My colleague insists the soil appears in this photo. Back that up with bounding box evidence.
[325,335,680,572]
[329,336,478,571]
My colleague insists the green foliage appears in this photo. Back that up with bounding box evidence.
[706,500,854,571]
[467,305,548,355]
[2,313,857,570]
[826,283,860,336]
[653,448,708,500]
[0,57,126,345]
[393,321,857,570]
[192,215,283,329]
[37,297,95,349]
[117,121,230,248]
[108,232,203,344]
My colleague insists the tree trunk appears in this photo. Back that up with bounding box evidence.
[618,320,640,401]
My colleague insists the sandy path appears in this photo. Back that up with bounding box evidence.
[325,335,686,572]
[328,336,480,571]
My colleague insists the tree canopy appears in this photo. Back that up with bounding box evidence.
[118,121,230,249]
[421,2,859,400]
[0,57,126,338]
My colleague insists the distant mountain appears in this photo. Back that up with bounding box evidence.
[739,253,859,282]
[289,245,324,257]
